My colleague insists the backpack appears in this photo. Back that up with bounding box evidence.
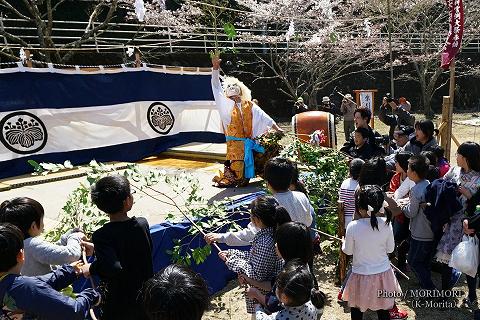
[424,179,463,242]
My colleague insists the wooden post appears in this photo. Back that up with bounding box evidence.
[135,50,141,68]
[445,59,456,160]
[337,200,347,283]
[440,96,450,149]
[24,49,33,68]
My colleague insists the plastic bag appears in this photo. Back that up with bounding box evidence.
[449,235,479,277]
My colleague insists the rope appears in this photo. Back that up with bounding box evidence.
[0,59,214,72]
[29,59,136,69]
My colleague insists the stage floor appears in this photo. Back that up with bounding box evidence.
[0,142,262,231]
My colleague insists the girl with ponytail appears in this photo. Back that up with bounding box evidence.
[342,185,402,320]
[218,196,290,317]
[255,260,325,320]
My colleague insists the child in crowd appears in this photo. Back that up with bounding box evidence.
[139,264,210,320]
[263,158,314,227]
[355,157,389,222]
[389,152,415,200]
[400,155,435,289]
[255,260,325,320]
[432,145,450,177]
[388,152,414,272]
[240,222,315,313]
[290,162,308,196]
[205,158,313,247]
[218,196,285,316]
[0,223,100,319]
[86,175,154,320]
[420,151,440,182]
[463,193,480,310]
[345,127,376,160]
[358,157,388,190]
[435,142,480,297]
[342,185,401,320]
[0,197,88,276]
[204,217,258,247]
[403,119,438,155]
[264,157,321,283]
[339,158,364,228]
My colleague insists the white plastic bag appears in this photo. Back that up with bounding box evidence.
[449,235,479,277]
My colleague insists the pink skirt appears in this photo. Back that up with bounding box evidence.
[343,268,402,312]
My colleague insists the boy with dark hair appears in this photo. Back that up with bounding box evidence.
[340,107,384,156]
[0,223,100,319]
[344,127,376,160]
[401,155,435,289]
[86,175,153,320]
[0,197,86,276]
[140,264,210,320]
[263,158,313,227]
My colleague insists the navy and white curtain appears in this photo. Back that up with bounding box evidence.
[0,65,225,178]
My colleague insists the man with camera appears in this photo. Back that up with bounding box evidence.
[320,96,337,113]
[340,93,356,140]
[293,97,309,115]
[379,94,415,140]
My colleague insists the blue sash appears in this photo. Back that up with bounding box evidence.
[225,136,265,179]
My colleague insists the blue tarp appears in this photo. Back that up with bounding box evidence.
[75,191,265,295]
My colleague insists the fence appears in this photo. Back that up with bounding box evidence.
[2,18,480,53]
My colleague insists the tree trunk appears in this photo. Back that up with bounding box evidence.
[424,66,444,118]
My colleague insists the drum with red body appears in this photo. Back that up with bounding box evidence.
[292,111,336,148]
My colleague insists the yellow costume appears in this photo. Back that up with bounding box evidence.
[211,70,276,187]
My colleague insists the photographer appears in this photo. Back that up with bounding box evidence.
[379,94,415,140]
[293,97,308,115]
[340,93,356,140]
[319,96,337,114]
[398,97,412,112]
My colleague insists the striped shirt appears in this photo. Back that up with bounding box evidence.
[339,178,358,228]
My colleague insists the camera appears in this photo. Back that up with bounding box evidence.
[385,93,394,103]
[375,135,390,145]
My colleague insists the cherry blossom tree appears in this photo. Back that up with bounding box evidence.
[383,0,480,115]
[0,0,128,62]
[222,0,390,106]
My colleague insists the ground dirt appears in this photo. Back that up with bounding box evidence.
[203,113,480,320]
[204,241,474,320]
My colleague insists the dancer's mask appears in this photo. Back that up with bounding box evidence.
[225,84,241,97]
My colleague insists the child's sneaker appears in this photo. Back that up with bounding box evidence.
[389,305,408,319]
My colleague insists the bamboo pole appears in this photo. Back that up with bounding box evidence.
[440,96,450,149]
[445,59,456,159]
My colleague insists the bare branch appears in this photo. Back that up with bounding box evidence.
[0,28,29,48]
[42,0,67,19]
[85,1,107,32]
[61,1,118,62]
[0,0,32,21]
[0,48,19,61]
